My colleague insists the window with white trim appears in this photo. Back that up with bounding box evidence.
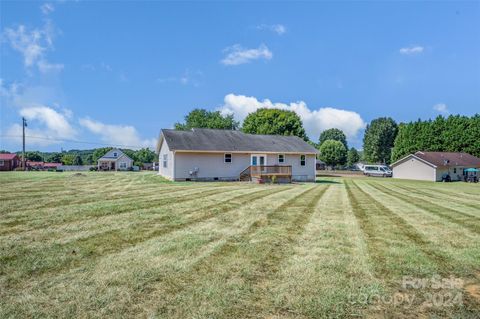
[0,160,4,166]
[224,153,232,163]
[300,155,306,166]
[163,154,168,168]
[119,162,127,169]
[278,154,285,163]
[113,152,118,157]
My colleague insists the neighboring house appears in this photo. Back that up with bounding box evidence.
[0,154,20,171]
[97,149,134,171]
[391,151,480,182]
[156,128,318,182]
[26,161,62,170]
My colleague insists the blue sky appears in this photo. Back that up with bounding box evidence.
[1,1,479,151]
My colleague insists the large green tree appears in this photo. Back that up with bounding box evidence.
[72,155,83,165]
[47,152,63,163]
[24,151,43,161]
[318,128,348,149]
[363,117,398,164]
[135,148,156,163]
[391,114,480,162]
[319,140,347,168]
[61,154,75,165]
[242,108,308,141]
[175,108,239,130]
[347,147,360,166]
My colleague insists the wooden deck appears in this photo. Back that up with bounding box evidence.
[240,165,292,182]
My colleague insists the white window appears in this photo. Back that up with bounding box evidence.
[0,160,4,166]
[278,154,285,163]
[453,168,457,174]
[113,152,118,157]
[300,155,306,166]
[163,154,168,168]
[119,162,127,169]
[224,153,232,163]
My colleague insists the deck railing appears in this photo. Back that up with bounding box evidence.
[250,165,292,176]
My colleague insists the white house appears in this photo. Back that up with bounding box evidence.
[97,148,134,171]
[391,151,480,182]
[156,128,318,182]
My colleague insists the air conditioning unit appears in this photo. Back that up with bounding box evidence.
[189,167,199,176]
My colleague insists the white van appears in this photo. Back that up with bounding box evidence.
[363,165,392,177]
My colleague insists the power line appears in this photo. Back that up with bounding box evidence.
[0,134,156,150]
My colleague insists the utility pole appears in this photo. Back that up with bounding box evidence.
[22,117,27,170]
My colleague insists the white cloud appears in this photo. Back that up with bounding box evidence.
[79,118,156,149]
[21,106,76,138]
[257,24,286,35]
[399,46,424,55]
[2,21,63,73]
[433,103,449,115]
[4,105,77,146]
[40,3,55,15]
[221,44,272,66]
[219,94,366,142]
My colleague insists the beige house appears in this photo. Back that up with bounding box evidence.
[391,151,480,182]
[156,128,318,182]
[97,148,134,171]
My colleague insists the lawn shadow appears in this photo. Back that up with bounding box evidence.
[315,179,342,184]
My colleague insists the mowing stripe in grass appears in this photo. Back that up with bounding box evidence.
[0,186,258,247]
[270,184,381,318]
[391,183,480,211]
[0,185,305,318]
[346,180,454,276]
[0,185,241,234]
[148,185,328,318]
[378,181,480,217]
[348,180,480,319]
[0,186,290,284]
[0,184,198,216]
[0,174,175,202]
[424,186,480,201]
[0,183,230,223]
[366,181,480,234]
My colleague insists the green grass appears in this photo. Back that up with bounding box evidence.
[1,172,479,318]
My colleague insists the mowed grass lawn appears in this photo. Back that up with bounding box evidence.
[1,172,479,318]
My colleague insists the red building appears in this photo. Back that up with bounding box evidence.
[26,161,62,170]
[0,154,21,171]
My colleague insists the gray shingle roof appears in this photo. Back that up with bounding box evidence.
[161,128,318,154]
[98,148,133,161]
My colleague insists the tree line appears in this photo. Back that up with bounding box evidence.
[175,108,480,168]
[4,108,478,169]
[391,114,480,162]
[0,148,156,167]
